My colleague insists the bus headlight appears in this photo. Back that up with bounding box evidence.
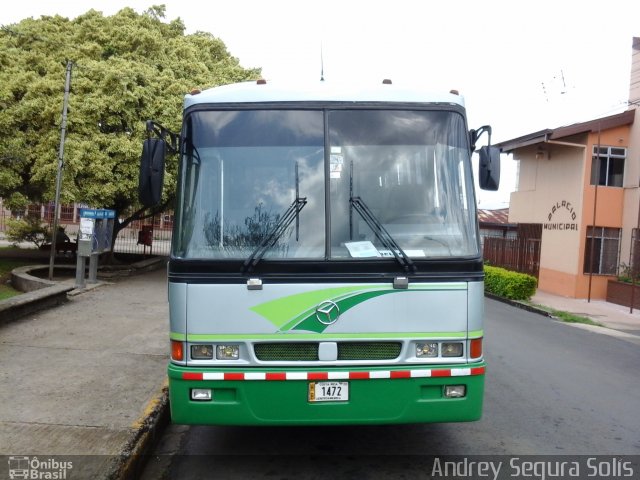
[191,344,214,360]
[191,388,212,401]
[416,342,438,358]
[441,342,463,357]
[216,345,240,360]
[444,385,466,398]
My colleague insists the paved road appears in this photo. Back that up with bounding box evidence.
[142,298,640,478]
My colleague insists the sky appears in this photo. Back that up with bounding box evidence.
[3,0,639,208]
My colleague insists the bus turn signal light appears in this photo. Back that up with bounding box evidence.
[470,338,483,359]
[171,340,184,361]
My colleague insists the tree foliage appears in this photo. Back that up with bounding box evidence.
[5,216,51,248]
[0,5,260,240]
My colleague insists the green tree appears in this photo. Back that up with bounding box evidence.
[0,5,260,245]
[5,215,51,248]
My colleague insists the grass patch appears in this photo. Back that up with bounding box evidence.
[0,258,33,278]
[530,303,603,327]
[0,258,34,300]
[0,284,20,300]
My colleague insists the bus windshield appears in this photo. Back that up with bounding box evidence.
[173,108,478,260]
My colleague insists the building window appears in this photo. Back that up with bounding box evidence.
[590,146,626,187]
[583,226,620,275]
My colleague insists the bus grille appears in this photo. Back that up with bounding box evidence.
[253,342,402,361]
[338,342,401,360]
[254,343,319,361]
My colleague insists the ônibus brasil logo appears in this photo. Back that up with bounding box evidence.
[7,456,73,479]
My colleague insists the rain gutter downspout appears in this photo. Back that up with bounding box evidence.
[545,140,587,149]
[588,123,602,303]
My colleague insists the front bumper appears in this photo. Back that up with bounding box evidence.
[168,363,485,426]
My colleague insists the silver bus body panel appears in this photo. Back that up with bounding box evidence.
[181,281,469,335]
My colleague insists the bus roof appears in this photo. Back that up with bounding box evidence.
[184,80,466,109]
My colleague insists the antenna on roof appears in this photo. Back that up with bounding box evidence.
[541,69,569,101]
[320,41,325,82]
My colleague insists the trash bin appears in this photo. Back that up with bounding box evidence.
[137,225,153,247]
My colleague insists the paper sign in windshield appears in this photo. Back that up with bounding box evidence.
[345,241,380,258]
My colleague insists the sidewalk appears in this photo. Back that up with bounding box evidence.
[531,290,640,337]
[0,267,168,478]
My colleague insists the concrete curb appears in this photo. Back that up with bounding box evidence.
[98,257,168,279]
[108,382,170,480]
[10,265,60,292]
[0,282,75,325]
[485,292,554,318]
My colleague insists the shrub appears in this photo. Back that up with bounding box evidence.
[5,216,51,248]
[484,265,537,300]
[616,263,640,284]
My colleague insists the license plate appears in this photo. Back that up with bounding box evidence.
[308,381,349,402]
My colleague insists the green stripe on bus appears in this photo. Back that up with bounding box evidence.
[250,285,387,329]
[283,290,395,333]
[251,283,468,332]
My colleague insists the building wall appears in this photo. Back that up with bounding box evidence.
[507,38,638,300]
[620,38,640,273]
[576,128,630,298]
[510,143,585,296]
[509,125,631,299]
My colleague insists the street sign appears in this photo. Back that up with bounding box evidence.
[79,208,116,219]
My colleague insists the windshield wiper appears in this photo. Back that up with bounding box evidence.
[349,196,417,273]
[241,196,307,274]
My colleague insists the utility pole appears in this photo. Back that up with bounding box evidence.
[48,60,73,280]
[587,121,602,302]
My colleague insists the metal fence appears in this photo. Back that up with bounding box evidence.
[0,207,8,233]
[483,236,541,278]
[114,218,172,256]
[482,224,542,278]
[622,228,640,280]
[0,203,173,256]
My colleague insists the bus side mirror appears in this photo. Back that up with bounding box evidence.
[478,146,500,191]
[139,138,166,207]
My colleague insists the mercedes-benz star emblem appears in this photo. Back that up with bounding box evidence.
[315,300,340,325]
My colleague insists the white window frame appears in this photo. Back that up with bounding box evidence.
[591,146,626,187]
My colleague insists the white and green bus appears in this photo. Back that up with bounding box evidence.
[139,79,500,425]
